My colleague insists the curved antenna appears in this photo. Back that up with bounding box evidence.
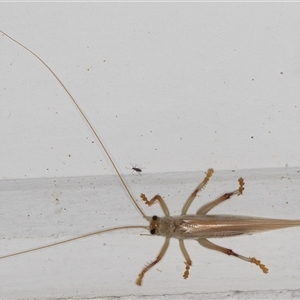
[0,225,149,260]
[1,30,147,219]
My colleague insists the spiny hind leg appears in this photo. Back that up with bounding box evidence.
[197,177,245,215]
[197,238,268,274]
[136,237,170,286]
[140,194,170,216]
[179,239,192,279]
[181,168,214,215]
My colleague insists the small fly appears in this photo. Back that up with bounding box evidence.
[130,163,143,175]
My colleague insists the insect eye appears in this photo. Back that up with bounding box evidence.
[152,215,158,220]
[150,229,156,235]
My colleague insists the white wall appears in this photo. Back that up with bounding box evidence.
[0,3,300,299]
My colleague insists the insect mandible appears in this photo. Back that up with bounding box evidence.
[1,29,300,286]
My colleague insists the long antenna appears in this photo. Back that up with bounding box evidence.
[0,225,149,260]
[1,30,147,219]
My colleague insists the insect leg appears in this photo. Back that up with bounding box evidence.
[197,238,268,274]
[140,193,170,216]
[136,237,170,286]
[179,239,192,279]
[133,169,142,176]
[196,177,245,215]
[181,168,214,215]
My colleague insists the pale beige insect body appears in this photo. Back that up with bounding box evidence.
[151,214,300,240]
[2,29,300,287]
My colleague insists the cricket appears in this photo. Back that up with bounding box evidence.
[1,29,300,287]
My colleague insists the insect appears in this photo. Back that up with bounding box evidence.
[1,29,300,287]
[130,163,143,175]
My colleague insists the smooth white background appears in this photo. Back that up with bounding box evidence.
[0,3,300,299]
